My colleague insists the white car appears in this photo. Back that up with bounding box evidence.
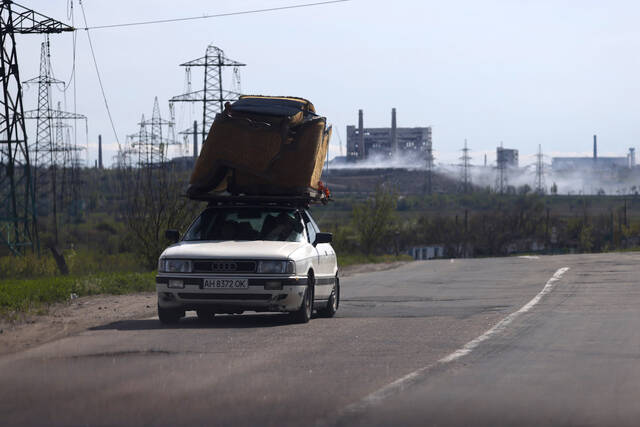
[156,201,339,324]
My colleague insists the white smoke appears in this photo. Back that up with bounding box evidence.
[328,151,427,170]
[328,149,639,195]
[434,162,640,195]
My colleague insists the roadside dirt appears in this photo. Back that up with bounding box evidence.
[0,261,409,356]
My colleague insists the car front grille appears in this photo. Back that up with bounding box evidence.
[192,260,256,274]
[178,293,271,301]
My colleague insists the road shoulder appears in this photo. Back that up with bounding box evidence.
[0,261,410,356]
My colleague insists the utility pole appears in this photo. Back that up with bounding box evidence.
[98,134,103,169]
[390,107,397,156]
[0,2,73,255]
[192,120,198,158]
[170,45,245,143]
[459,139,471,193]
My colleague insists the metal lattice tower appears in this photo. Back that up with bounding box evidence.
[425,136,434,194]
[459,139,472,193]
[133,114,149,168]
[535,144,545,194]
[0,2,73,254]
[129,97,179,169]
[23,41,61,217]
[495,143,508,194]
[52,101,86,224]
[170,45,245,142]
[23,41,86,244]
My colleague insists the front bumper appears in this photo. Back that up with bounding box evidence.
[156,274,308,313]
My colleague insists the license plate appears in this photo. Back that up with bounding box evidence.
[202,278,248,289]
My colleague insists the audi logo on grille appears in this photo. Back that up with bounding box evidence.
[211,262,237,272]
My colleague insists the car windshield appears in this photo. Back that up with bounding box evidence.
[182,207,305,242]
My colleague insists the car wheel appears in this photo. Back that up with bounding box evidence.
[318,277,339,318]
[158,304,182,324]
[292,277,313,323]
[196,309,216,322]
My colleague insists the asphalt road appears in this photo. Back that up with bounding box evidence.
[1,253,638,426]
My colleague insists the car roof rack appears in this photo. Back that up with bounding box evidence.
[188,189,330,208]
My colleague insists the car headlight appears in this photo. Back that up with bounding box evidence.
[158,259,192,273]
[257,260,295,274]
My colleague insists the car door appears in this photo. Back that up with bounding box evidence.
[304,211,333,299]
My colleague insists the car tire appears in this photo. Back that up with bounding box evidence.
[318,277,339,318]
[158,305,182,324]
[292,277,313,324]
[196,309,216,322]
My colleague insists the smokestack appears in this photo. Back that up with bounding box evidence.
[193,120,198,158]
[593,134,597,160]
[391,108,397,155]
[98,134,103,169]
[484,154,487,167]
[629,147,635,168]
[358,109,364,159]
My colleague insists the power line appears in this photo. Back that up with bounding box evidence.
[79,0,350,31]
[78,0,120,149]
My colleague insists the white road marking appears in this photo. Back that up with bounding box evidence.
[519,255,540,259]
[340,266,570,415]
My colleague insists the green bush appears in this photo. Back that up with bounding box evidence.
[0,250,145,280]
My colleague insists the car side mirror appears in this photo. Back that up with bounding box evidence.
[165,229,180,243]
[314,232,332,246]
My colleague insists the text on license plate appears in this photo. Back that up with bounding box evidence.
[203,279,248,289]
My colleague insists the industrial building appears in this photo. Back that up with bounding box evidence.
[496,147,519,168]
[346,108,432,161]
[552,135,636,171]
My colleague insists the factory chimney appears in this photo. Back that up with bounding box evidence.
[98,134,103,169]
[391,108,397,156]
[358,109,365,159]
[629,148,635,168]
[593,134,597,160]
[193,120,198,158]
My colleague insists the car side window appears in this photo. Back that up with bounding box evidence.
[302,212,316,244]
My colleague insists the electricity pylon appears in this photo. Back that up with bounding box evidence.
[129,97,179,168]
[459,139,472,193]
[0,1,73,254]
[23,41,86,245]
[170,44,245,142]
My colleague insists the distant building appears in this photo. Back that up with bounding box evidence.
[497,147,519,168]
[409,245,444,260]
[346,108,432,161]
[551,157,627,171]
[551,135,634,171]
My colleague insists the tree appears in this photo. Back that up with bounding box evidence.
[120,163,202,269]
[579,224,594,252]
[352,187,397,255]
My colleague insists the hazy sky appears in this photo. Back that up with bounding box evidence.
[17,0,640,167]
